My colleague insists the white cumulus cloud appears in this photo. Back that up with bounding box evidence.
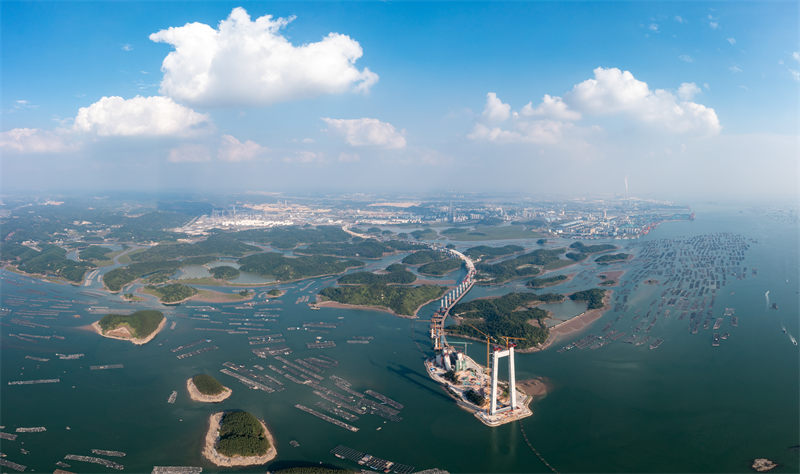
[470,67,721,144]
[566,67,720,134]
[520,94,581,121]
[0,128,77,153]
[678,82,701,101]
[218,134,266,162]
[322,117,406,149]
[73,95,210,137]
[482,92,511,122]
[149,7,378,106]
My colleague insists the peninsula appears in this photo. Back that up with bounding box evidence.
[202,411,276,467]
[187,374,232,403]
[91,310,166,345]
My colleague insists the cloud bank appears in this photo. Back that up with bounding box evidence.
[323,117,406,149]
[470,67,721,144]
[150,7,378,106]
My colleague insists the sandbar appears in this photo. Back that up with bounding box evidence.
[202,412,277,467]
[90,316,166,345]
[186,378,232,403]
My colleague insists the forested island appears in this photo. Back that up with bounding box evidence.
[338,264,416,285]
[1,242,94,283]
[448,292,563,348]
[569,288,607,309]
[595,253,631,264]
[238,253,363,281]
[92,310,166,345]
[210,265,240,280]
[564,242,618,262]
[526,274,569,288]
[143,283,198,304]
[464,244,524,261]
[475,248,570,284]
[319,283,446,317]
[187,374,232,403]
[418,257,463,276]
[203,411,276,467]
[296,239,421,258]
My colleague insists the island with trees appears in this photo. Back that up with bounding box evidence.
[143,283,198,304]
[418,257,463,276]
[238,252,363,282]
[318,283,446,317]
[448,292,564,348]
[526,274,569,288]
[210,265,240,280]
[569,288,607,309]
[187,374,232,403]
[464,244,524,261]
[595,253,631,264]
[337,264,416,285]
[91,310,166,345]
[475,248,570,284]
[203,411,276,467]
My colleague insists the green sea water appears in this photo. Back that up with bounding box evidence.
[1,206,797,473]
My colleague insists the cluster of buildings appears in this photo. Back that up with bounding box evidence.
[172,196,692,240]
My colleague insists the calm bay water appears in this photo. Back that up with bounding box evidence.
[1,206,798,473]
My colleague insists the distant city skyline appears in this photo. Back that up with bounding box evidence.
[1,1,797,201]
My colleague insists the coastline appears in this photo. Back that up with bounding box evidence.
[315,290,445,319]
[89,316,166,345]
[186,378,232,403]
[528,290,614,352]
[202,412,277,467]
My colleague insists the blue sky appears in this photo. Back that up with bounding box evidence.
[1,1,797,201]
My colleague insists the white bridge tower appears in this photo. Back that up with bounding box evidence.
[489,346,517,415]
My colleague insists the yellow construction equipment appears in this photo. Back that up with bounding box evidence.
[499,336,526,348]
[465,323,494,372]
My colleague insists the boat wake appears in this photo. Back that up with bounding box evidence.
[765,290,770,310]
[781,323,797,346]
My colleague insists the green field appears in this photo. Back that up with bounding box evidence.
[97,310,164,339]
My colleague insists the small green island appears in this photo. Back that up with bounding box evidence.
[475,248,570,284]
[570,288,607,309]
[448,292,563,348]
[143,283,198,304]
[92,310,165,345]
[526,274,569,288]
[187,374,232,403]
[238,252,363,282]
[595,253,631,264]
[337,264,416,285]
[464,244,524,261]
[318,283,446,317]
[203,411,276,467]
[210,265,240,280]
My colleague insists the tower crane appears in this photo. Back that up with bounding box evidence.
[465,323,494,373]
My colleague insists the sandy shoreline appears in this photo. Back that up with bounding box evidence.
[90,316,166,345]
[530,290,614,351]
[186,378,232,403]
[202,412,277,467]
